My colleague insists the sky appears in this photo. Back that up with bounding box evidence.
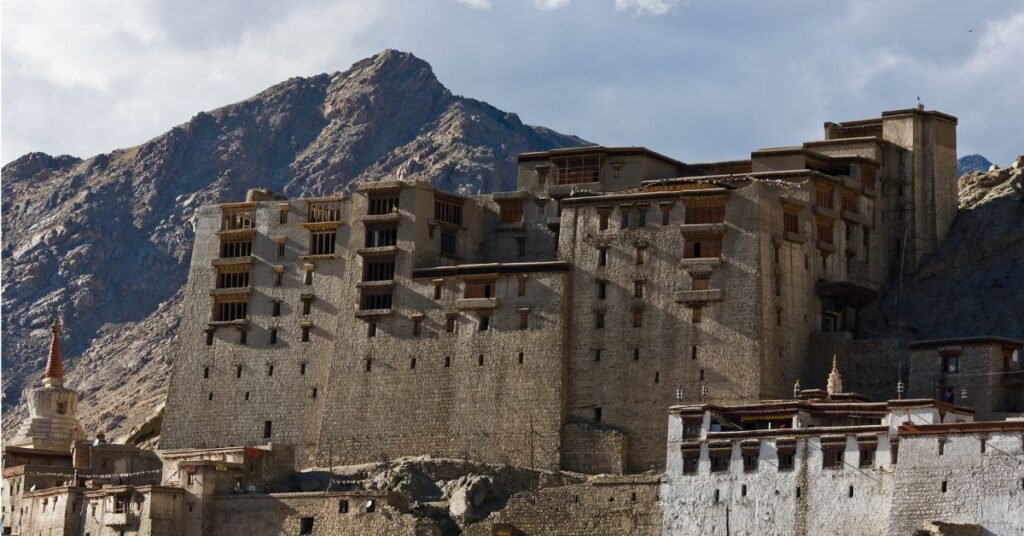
[3,0,1023,166]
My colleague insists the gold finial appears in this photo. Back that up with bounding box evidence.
[831,354,838,372]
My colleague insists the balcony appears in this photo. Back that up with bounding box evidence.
[456,298,499,310]
[104,512,135,527]
[355,308,392,319]
[679,223,726,236]
[211,256,252,267]
[680,257,722,270]
[209,287,253,298]
[361,212,400,225]
[841,210,865,224]
[674,289,724,305]
[357,246,399,257]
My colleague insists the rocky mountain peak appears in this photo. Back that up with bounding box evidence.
[1,50,587,442]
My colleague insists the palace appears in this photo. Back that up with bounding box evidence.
[5,107,1022,536]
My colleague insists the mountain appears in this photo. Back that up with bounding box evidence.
[864,157,1024,340]
[958,154,993,176]
[1,50,588,441]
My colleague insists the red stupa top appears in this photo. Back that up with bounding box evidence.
[44,319,64,385]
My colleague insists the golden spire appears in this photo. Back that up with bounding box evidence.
[827,354,843,396]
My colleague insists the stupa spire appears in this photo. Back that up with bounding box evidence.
[826,354,843,396]
[43,319,64,386]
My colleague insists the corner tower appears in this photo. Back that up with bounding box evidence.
[11,320,85,451]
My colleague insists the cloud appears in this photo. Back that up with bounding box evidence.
[453,0,492,9]
[614,0,681,16]
[533,0,571,10]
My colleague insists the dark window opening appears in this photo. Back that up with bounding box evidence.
[368,196,399,215]
[518,352,524,364]
[444,355,451,368]
[778,451,795,471]
[434,199,463,225]
[299,517,314,535]
[710,453,730,472]
[216,269,250,289]
[598,248,607,266]
[236,365,242,378]
[593,349,601,362]
[365,358,372,372]
[597,281,606,300]
[478,354,484,366]
[269,329,277,345]
[633,348,640,361]
[206,331,214,346]
[219,239,252,258]
[363,260,395,282]
[309,230,336,255]
[300,363,306,375]
[277,241,285,258]
[365,226,398,248]
[478,315,490,332]
[203,367,209,379]
[822,448,843,468]
[272,301,281,317]
[595,312,605,329]
[301,326,310,342]
[440,231,457,256]
[743,452,759,472]
[239,330,247,345]
[464,281,495,299]
[683,453,699,474]
[367,322,377,338]
[361,291,393,311]
[685,205,725,224]
[410,358,416,370]
[859,446,875,468]
[445,316,456,333]
[338,500,349,513]
[593,407,602,423]
[433,283,443,300]
[214,300,248,322]
[279,209,288,225]
[263,421,272,439]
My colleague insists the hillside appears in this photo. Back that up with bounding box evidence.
[1,50,588,441]
[864,157,1024,340]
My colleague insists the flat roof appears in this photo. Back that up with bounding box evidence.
[412,261,570,279]
[517,145,685,168]
[909,336,1023,350]
[899,420,1024,436]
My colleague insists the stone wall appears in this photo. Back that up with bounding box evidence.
[463,475,662,536]
[888,429,1024,535]
[210,492,436,536]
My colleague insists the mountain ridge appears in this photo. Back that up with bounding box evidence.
[1,49,588,441]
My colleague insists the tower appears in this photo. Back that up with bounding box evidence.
[11,320,85,451]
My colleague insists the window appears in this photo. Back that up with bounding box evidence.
[661,205,672,225]
[859,445,876,468]
[516,237,526,257]
[445,315,456,333]
[710,452,730,472]
[235,365,242,378]
[220,239,252,258]
[339,500,349,514]
[367,322,377,338]
[692,277,710,291]
[444,355,452,367]
[816,185,833,209]
[938,438,946,456]
[691,346,698,360]
[304,269,313,285]
[363,260,395,281]
[822,447,843,468]
[365,226,397,248]
[941,480,948,493]
[778,449,795,471]
[302,297,313,315]
[637,207,647,227]
[365,358,373,372]
[276,240,285,258]
[309,230,336,255]
[685,205,725,224]
[595,312,605,329]
[365,500,376,513]
[635,247,645,265]
[272,301,281,317]
[478,354,485,366]
[440,231,457,256]
[518,311,529,330]
[216,268,249,289]
[942,354,960,373]
[263,421,272,439]
[268,364,274,377]
[863,228,870,259]
[203,367,209,379]
[620,208,630,229]
[413,317,422,336]
[633,347,641,361]
[692,306,703,324]
[433,282,443,300]
[743,451,759,472]
[599,211,609,231]
[299,517,314,536]
[360,291,393,310]
[222,208,255,230]
[464,280,495,299]
[478,315,490,331]
[214,300,248,321]
[685,237,722,259]
[593,349,601,362]
[634,281,644,298]
[269,329,277,344]
[310,387,318,399]
[498,199,523,223]
[553,154,602,184]
[598,248,608,266]
[300,363,307,375]
[434,198,463,225]
[841,191,857,212]
[368,196,398,215]
[206,331,214,346]
[817,219,834,244]
[784,211,799,234]
[633,311,643,328]
[593,407,602,423]
[308,200,342,223]
[518,351,524,364]
[517,277,527,296]
[301,325,311,342]
[279,208,288,225]
[891,441,899,465]
[597,281,606,300]
[683,453,699,474]
[274,271,283,287]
